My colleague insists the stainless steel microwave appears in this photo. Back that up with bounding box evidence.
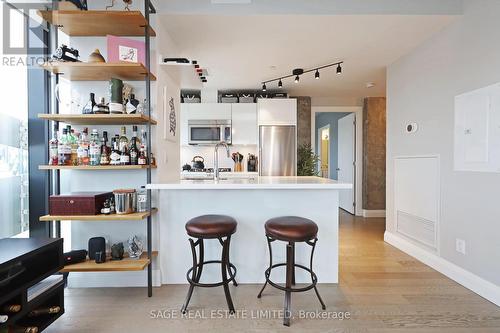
[188,119,232,145]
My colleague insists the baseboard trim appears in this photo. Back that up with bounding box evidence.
[67,269,162,288]
[384,231,500,306]
[363,209,386,218]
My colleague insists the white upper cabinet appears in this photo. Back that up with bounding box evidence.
[186,103,232,120]
[257,99,297,126]
[232,104,257,145]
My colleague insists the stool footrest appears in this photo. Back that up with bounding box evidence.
[186,260,237,287]
[264,263,318,293]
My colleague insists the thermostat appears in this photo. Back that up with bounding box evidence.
[406,122,418,133]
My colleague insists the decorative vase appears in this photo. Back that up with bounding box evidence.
[127,236,143,260]
[111,242,124,261]
[88,49,105,63]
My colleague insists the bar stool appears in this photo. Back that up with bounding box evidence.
[181,214,238,314]
[257,216,326,326]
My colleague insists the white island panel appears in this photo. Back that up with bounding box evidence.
[151,177,349,284]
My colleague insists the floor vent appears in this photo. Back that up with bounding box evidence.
[396,210,436,249]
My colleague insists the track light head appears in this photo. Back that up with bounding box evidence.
[278,79,283,88]
[294,75,300,83]
[336,64,342,75]
[262,83,267,92]
[315,70,320,79]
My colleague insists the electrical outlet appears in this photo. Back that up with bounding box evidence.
[456,238,466,255]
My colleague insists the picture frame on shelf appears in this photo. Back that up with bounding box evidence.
[107,35,146,66]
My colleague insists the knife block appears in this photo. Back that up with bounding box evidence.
[234,162,243,172]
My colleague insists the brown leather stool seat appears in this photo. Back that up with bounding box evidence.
[265,216,318,242]
[186,214,237,239]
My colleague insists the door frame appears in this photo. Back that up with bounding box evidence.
[311,106,363,216]
[317,124,331,178]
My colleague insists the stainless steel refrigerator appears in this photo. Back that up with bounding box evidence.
[259,125,296,176]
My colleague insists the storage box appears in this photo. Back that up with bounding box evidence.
[49,192,113,216]
[220,93,239,103]
[182,93,201,103]
[238,93,255,103]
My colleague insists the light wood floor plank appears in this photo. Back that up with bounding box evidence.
[46,211,500,332]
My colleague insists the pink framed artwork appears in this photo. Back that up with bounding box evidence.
[107,35,146,66]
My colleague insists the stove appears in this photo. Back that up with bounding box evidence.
[187,168,231,173]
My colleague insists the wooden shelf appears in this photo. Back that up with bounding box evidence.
[60,252,158,273]
[39,164,156,170]
[38,10,156,37]
[38,113,157,125]
[39,208,157,222]
[41,62,156,81]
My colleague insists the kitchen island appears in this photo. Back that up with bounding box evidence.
[148,176,351,284]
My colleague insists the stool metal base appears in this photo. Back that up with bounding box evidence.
[181,236,237,314]
[257,237,326,326]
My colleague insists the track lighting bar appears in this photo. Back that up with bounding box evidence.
[261,61,343,90]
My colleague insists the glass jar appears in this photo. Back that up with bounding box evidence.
[137,186,148,212]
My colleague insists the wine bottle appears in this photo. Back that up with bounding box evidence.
[2,304,21,313]
[27,306,61,317]
[0,314,8,323]
[8,326,39,333]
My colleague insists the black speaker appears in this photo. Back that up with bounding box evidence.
[88,237,106,260]
[63,250,88,265]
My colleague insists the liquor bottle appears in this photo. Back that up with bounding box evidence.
[110,137,121,165]
[69,128,78,166]
[119,144,130,165]
[27,306,61,317]
[130,125,140,147]
[99,131,110,165]
[137,144,148,165]
[89,129,101,166]
[77,128,90,166]
[49,126,58,165]
[57,128,71,166]
[7,326,39,333]
[82,92,96,114]
[118,126,129,152]
[129,135,139,165]
[140,129,147,152]
[1,304,21,313]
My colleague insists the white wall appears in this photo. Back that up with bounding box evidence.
[386,0,500,301]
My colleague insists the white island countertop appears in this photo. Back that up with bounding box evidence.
[147,176,352,190]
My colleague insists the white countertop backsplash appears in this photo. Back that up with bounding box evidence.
[180,144,258,172]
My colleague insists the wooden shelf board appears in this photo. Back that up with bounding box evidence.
[38,113,157,125]
[39,208,157,222]
[38,164,156,170]
[38,10,156,37]
[60,252,158,273]
[41,62,156,81]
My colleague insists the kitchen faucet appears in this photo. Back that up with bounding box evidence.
[214,142,230,181]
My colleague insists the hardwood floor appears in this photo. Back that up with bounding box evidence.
[47,212,500,332]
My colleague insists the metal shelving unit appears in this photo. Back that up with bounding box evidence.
[38,1,157,297]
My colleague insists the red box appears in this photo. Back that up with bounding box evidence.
[49,192,113,216]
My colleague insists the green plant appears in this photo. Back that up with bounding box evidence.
[297,144,320,176]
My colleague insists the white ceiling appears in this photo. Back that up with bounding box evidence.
[156,0,463,15]
[160,14,458,99]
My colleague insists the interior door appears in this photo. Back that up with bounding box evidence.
[338,113,355,214]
